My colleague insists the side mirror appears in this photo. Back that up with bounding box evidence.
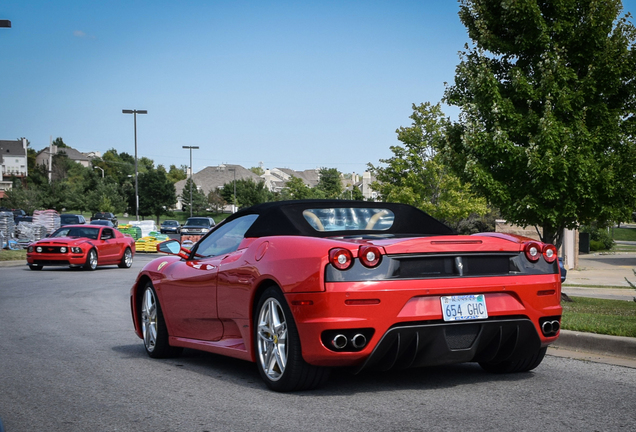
[157,239,189,259]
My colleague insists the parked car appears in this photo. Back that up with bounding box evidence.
[90,212,118,227]
[130,200,563,392]
[89,220,115,228]
[160,220,181,234]
[60,214,86,226]
[27,225,135,271]
[14,215,33,225]
[180,217,215,235]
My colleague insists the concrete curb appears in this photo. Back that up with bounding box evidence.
[552,329,636,359]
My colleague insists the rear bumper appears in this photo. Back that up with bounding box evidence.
[355,317,540,373]
[286,275,561,368]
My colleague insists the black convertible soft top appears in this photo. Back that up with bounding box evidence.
[218,200,455,238]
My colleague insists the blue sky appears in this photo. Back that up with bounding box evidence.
[2,1,635,176]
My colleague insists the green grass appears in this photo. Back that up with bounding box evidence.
[0,249,26,261]
[562,296,636,337]
[612,227,636,241]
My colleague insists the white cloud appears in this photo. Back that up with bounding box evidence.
[73,30,95,39]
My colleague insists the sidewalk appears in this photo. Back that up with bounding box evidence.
[562,252,636,301]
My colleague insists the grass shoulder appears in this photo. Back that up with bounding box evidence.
[562,296,636,338]
[0,249,26,261]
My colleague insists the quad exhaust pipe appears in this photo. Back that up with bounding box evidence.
[332,334,348,349]
[331,333,368,350]
[351,334,367,349]
[541,320,560,335]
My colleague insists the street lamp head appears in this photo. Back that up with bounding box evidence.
[0,20,11,28]
[182,146,200,149]
[122,109,148,114]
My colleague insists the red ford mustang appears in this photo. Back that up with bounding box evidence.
[27,224,135,271]
[130,200,562,391]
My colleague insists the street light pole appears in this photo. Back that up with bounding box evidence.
[122,109,147,221]
[94,166,104,178]
[182,146,199,217]
[228,167,237,212]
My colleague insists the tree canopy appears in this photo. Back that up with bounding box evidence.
[369,102,488,226]
[442,0,636,246]
[138,167,177,223]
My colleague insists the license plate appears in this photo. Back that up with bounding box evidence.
[441,294,488,322]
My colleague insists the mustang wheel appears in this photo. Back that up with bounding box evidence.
[140,282,182,358]
[84,249,98,271]
[28,264,43,271]
[118,247,133,268]
[479,346,548,373]
[254,286,330,392]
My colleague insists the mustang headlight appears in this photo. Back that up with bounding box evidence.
[60,246,67,253]
[36,246,43,253]
[71,247,82,254]
[28,246,34,253]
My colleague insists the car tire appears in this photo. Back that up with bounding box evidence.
[479,346,547,373]
[254,286,330,392]
[118,247,133,269]
[28,264,43,271]
[83,249,98,271]
[140,282,182,359]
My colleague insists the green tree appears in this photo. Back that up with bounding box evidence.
[86,180,127,214]
[180,178,208,216]
[281,176,313,200]
[2,185,42,214]
[443,0,636,247]
[369,103,488,226]
[207,189,226,213]
[139,168,177,223]
[250,166,265,176]
[166,164,188,183]
[316,168,343,198]
[219,178,274,209]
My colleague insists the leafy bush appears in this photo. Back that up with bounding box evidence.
[580,223,614,250]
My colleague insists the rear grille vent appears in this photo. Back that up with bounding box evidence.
[392,255,512,278]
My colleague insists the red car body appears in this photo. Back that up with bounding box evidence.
[27,224,135,270]
[130,200,562,391]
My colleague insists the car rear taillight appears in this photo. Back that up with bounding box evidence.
[358,245,382,268]
[329,248,354,270]
[524,242,542,262]
[543,244,558,263]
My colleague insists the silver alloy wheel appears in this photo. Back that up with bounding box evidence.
[88,250,97,270]
[256,297,288,382]
[141,288,158,352]
[123,248,132,267]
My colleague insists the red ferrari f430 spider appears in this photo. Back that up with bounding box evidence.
[130,200,562,391]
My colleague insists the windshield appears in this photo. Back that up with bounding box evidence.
[162,221,179,226]
[302,208,395,232]
[60,215,79,224]
[185,218,211,227]
[51,227,100,240]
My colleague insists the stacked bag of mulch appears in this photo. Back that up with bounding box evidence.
[16,222,48,248]
[118,224,142,240]
[0,211,15,239]
[32,210,60,234]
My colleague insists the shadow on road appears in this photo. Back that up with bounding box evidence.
[112,343,537,395]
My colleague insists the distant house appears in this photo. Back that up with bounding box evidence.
[174,164,262,211]
[261,168,320,192]
[35,144,95,170]
[0,138,28,199]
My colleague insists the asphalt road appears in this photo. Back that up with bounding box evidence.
[1,254,635,432]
